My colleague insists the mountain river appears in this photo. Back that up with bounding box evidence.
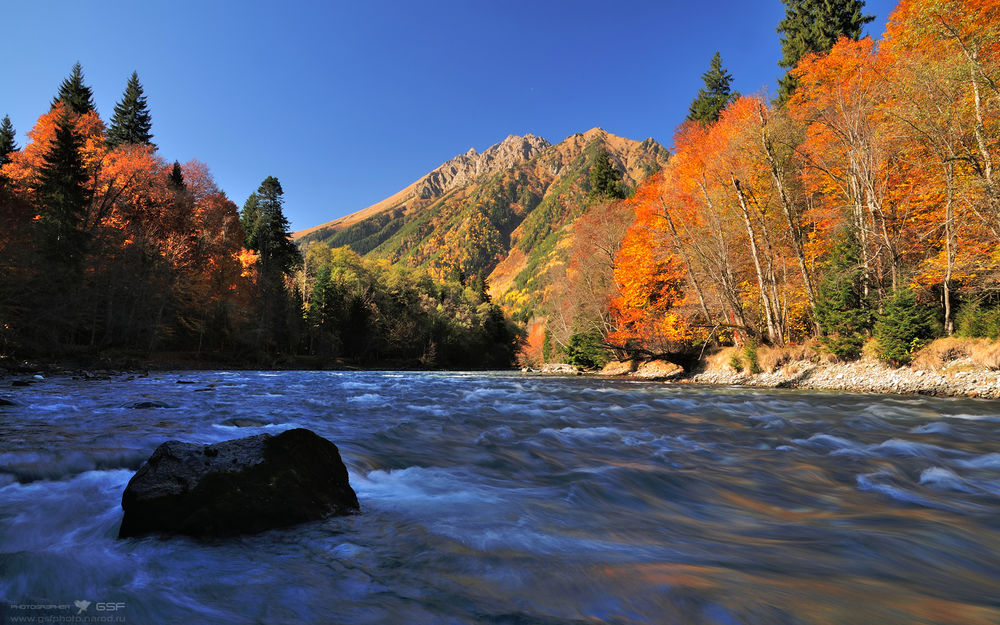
[1,371,999,624]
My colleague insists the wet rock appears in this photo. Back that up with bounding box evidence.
[599,360,636,376]
[633,360,684,380]
[119,428,359,538]
[11,380,33,387]
[219,417,273,428]
[0,397,15,406]
[124,401,171,409]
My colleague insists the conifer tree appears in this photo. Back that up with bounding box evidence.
[776,0,874,103]
[589,149,626,199]
[0,114,17,167]
[37,111,90,267]
[0,115,15,188]
[107,72,154,148]
[168,161,185,189]
[241,176,300,275]
[815,229,871,360]
[687,52,739,124]
[51,63,96,115]
[874,288,935,366]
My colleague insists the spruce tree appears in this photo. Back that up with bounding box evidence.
[107,72,155,148]
[167,161,185,189]
[776,0,874,104]
[0,114,17,167]
[815,228,871,360]
[589,149,626,199]
[687,52,739,124]
[51,63,97,115]
[874,288,935,366]
[37,111,90,267]
[241,176,301,275]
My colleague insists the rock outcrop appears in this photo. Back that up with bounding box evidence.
[119,428,359,538]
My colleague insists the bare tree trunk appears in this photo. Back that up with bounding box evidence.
[732,176,778,344]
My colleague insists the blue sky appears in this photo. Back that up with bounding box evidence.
[0,0,896,232]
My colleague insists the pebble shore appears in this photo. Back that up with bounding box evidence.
[686,360,1000,399]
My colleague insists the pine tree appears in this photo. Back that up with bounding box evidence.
[589,149,626,199]
[776,0,874,103]
[0,114,17,167]
[168,161,185,189]
[51,63,96,115]
[687,52,739,124]
[874,288,935,366]
[815,228,871,360]
[107,72,154,148]
[37,111,90,267]
[241,176,301,275]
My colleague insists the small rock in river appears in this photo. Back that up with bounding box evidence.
[123,401,171,409]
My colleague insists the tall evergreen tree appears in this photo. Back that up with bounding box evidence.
[776,0,874,103]
[0,114,17,167]
[815,228,871,360]
[241,176,301,275]
[106,72,155,148]
[589,149,626,199]
[51,63,97,115]
[687,52,739,124]
[167,161,185,190]
[37,111,90,267]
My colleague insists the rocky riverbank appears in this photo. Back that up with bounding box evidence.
[537,338,1000,399]
[686,359,1000,398]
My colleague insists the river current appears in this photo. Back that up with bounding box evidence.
[1,371,999,624]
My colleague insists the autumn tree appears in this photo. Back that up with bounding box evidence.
[687,52,739,124]
[0,115,17,167]
[51,63,96,115]
[107,72,154,148]
[776,0,874,103]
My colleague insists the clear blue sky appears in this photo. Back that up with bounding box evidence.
[0,0,896,232]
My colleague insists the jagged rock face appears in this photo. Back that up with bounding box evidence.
[415,134,550,200]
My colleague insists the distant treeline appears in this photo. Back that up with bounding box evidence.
[0,65,520,368]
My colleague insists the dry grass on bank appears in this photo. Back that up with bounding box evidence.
[912,337,1000,371]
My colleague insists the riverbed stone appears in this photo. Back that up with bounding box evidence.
[599,360,636,376]
[633,360,684,380]
[119,428,359,538]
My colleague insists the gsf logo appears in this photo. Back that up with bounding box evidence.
[96,602,126,611]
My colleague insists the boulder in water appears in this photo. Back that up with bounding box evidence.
[119,428,359,538]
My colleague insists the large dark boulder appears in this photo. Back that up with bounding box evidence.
[119,428,359,538]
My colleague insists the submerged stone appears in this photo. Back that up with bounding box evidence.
[119,428,359,538]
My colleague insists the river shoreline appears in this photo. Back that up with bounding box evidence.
[680,360,1000,399]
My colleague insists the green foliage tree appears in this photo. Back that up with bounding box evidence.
[107,72,154,148]
[167,161,185,190]
[566,328,608,369]
[242,176,301,276]
[776,0,874,103]
[874,288,935,366]
[36,110,90,267]
[589,149,626,199]
[687,52,739,124]
[51,63,96,115]
[815,229,871,360]
[0,115,18,167]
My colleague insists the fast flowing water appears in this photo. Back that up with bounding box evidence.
[1,371,999,625]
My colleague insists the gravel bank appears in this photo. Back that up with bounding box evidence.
[686,359,1000,398]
